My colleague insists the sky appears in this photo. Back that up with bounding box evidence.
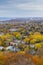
[0,0,43,18]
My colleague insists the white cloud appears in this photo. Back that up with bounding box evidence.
[0,0,43,17]
[16,3,43,10]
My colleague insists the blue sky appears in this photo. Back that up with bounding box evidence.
[0,0,43,17]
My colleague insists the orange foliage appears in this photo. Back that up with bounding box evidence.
[0,52,43,65]
[32,55,43,65]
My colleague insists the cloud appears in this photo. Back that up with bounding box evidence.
[16,3,43,10]
[0,0,43,17]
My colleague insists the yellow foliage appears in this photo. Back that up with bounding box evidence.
[0,41,2,46]
[13,32,20,36]
[35,43,41,49]
[24,46,29,52]
[23,37,30,42]
[30,39,36,44]
[16,33,21,37]
[13,32,21,39]
[0,33,12,40]
[30,32,43,43]
[17,51,25,55]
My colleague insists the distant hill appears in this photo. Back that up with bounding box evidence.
[0,17,43,24]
